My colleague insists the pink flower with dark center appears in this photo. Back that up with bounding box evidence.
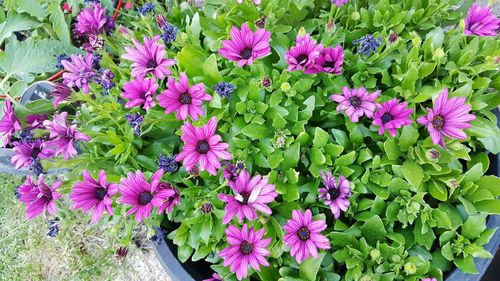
[372,98,413,137]
[157,182,180,214]
[305,46,344,74]
[117,170,175,222]
[42,112,90,159]
[219,170,277,224]
[74,3,107,36]
[285,34,323,71]
[122,36,176,79]
[18,175,62,220]
[61,54,96,94]
[464,4,500,37]
[52,83,73,109]
[417,89,475,148]
[219,224,271,280]
[283,209,330,263]
[0,99,21,147]
[176,117,232,175]
[330,86,380,122]
[218,23,271,67]
[319,172,351,219]
[70,170,118,223]
[157,72,211,120]
[11,139,54,169]
[121,77,159,110]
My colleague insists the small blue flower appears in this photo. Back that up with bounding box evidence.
[56,54,70,70]
[125,113,144,137]
[150,228,166,244]
[353,34,382,55]
[29,158,43,176]
[162,22,178,44]
[98,69,115,91]
[19,129,34,143]
[47,218,59,238]
[92,54,102,70]
[213,82,236,99]
[137,3,155,15]
[157,154,179,173]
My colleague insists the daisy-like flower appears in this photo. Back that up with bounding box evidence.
[330,87,380,122]
[219,224,271,280]
[122,36,176,79]
[18,175,62,220]
[74,3,107,36]
[222,161,245,188]
[417,89,475,148]
[372,98,413,137]
[121,77,159,110]
[157,182,180,214]
[285,34,323,71]
[70,170,118,223]
[218,23,271,67]
[117,170,175,222]
[283,209,330,263]
[0,99,21,147]
[42,112,90,159]
[219,170,277,224]
[51,83,73,109]
[11,139,54,169]
[61,54,97,94]
[331,0,349,6]
[157,72,211,120]
[176,117,232,175]
[464,4,500,37]
[319,172,352,219]
[305,46,344,75]
[26,114,48,129]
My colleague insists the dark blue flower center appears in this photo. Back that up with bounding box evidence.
[297,226,311,241]
[297,54,309,66]
[239,240,254,255]
[139,191,153,205]
[96,187,107,200]
[241,48,253,60]
[323,61,336,69]
[349,96,362,107]
[178,92,192,105]
[381,113,393,124]
[432,115,444,129]
[239,192,250,205]
[329,188,341,200]
[196,140,210,154]
[147,59,157,69]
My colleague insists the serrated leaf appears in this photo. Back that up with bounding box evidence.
[0,11,41,44]
[48,2,71,44]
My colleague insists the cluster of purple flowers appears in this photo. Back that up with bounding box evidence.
[73,3,114,52]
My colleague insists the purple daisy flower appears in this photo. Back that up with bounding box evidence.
[51,83,73,109]
[157,182,180,214]
[219,170,277,224]
[0,99,21,147]
[464,4,500,37]
[18,175,62,220]
[122,36,176,79]
[330,86,380,122]
[285,34,323,72]
[70,170,118,223]
[74,3,107,36]
[218,23,271,67]
[61,53,97,94]
[417,89,475,148]
[372,98,413,137]
[42,112,90,159]
[219,224,271,280]
[331,0,349,6]
[117,170,174,222]
[222,161,245,188]
[26,114,48,129]
[305,46,344,74]
[11,139,54,169]
[121,76,159,110]
[319,172,352,219]
[283,209,330,263]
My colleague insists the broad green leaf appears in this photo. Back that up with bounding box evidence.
[177,244,193,263]
[465,244,493,259]
[241,124,271,139]
[384,139,400,160]
[313,127,329,148]
[402,160,424,190]
[176,45,206,77]
[282,143,300,169]
[3,0,46,19]
[475,199,500,214]
[48,2,70,44]
[360,215,386,245]
[433,209,452,229]
[462,213,487,240]
[202,54,222,85]
[0,11,41,44]
[454,255,478,274]
[299,252,325,281]
[427,180,448,201]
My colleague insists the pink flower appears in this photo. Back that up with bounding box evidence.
[51,83,73,109]
[157,72,211,120]
[203,273,222,281]
[283,209,330,263]
[42,112,90,159]
[421,278,437,281]
[61,54,96,94]
[464,4,500,37]
[157,182,180,214]
[285,34,323,71]
[330,86,380,122]
[74,3,107,36]
[219,170,277,224]
[117,170,175,223]
[417,89,475,148]
[18,175,62,220]
[305,46,344,75]
[11,139,54,169]
[122,36,176,79]
[121,77,159,110]
[219,224,271,280]
[70,170,118,223]
[372,98,413,137]
[125,2,133,10]
[0,99,21,147]
[319,172,351,219]
[218,23,271,67]
[26,114,48,129]
[331,0,349,6]
[176,117,232,175]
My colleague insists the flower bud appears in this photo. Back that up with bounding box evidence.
[297,27,307,37]
[351,11,360,21]
[426,148,441,161]
[370,248,381,260]
[280,82,291,92]
[404,262,417,275]
[433,48,445,61]
[201,202,214,214]
[261,77,272,88]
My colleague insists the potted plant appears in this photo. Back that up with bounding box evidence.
[1,0,499,281]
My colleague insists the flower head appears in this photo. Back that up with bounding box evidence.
[125,113,144,136]
[11,139,54,169]
[213,82,236,99]
[222,161,244,187]
[74,3,107,36]
[137,3,155,15]
[122,36,176,79]
[56,54,70,69]
[219,23,271,66]
[219,224,271,280]
[219,170,277,224]
[417,89,475,148]
[176,117,232,175]
[121,77,159,110]
[51,83,73,109]
[283,209,330,263]
[18,175,62,220]
[117,170,174,222]
[97,68,115,91]
[464,4,500,36]
[319,172,352,219]
[353,34,382,55]
[157,72,211,120]
[305,46,344,74]
[26,114,48,129]
[0,99,21,147]
[61,53,97,93]
[331,87,380,122]
[162,22,178,44]
[157,154,179,173]
[286,34,323,71]
[70,170,118,223]
[372,98,413,137]
[157,182,180,214]
[42,112,90,159]
[331,0,349,6]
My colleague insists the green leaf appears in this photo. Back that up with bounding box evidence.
[177,244,193,263]
[241,124,271,139]
[463,163,483,183]
[188,12,201,43]
[299,252,325,281]
[384,139,400,160]
[0,11,41,44]
[192,244,211,261]
[334,151,356,167]
[282,143,300,169]
[310,148,326,166]
[475,199,500,214]
[313,127,329,148]
[202,54,222,85]
[433,209,452,229]
[360,215,386,245]
[454,255,478,274]
[465,244,493,259]
[3,0,46,19]
[425,27,444,47]
[427,180,448,201]
[399,125,419,149]
[419,62,436,78]
[176,45,206,77]
[414,219,435,250]
[258,265,280,281]
[402,160,424,190]
[199,216,212,245]
[476,176,500,197]
[462,213,487,240]
[300,96,315,120]
[48,2,70,44]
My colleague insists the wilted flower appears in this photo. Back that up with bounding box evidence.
[222,161,244,187]
[372,98,413,137]
[115,246,129,260]
[213,82,236,98]
[43,112,90,159]
[157,182,180,214]
[219,23,271,66]
[319,172,352,219]
[0,99,21,147]
[285,34,323,71]
[18,175,62,220]
[426,149,441,161]
[464,4,500,37]
[137,3,155,15]
[353,34,382,55]
[26,114,48,129]
[97,68,115,91]
[261,77,272,88]
[121,77,159,110]
[331,86,380,122]
[388,32,398,43]
[255,16,266,28]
